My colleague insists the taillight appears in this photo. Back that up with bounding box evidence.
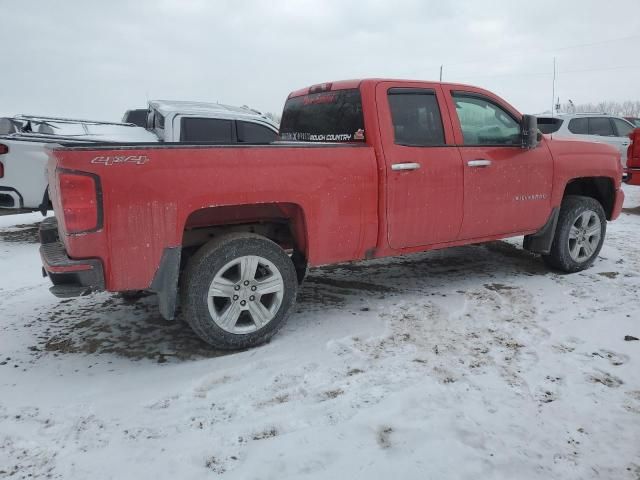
[0,144,6,178]
[628,128,640,169]
[58,171,101,234]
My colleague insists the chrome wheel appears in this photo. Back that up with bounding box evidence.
[567,210,602,262]
[207,255,284,334]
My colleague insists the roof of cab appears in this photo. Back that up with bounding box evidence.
[287,78,487,99]
[148,100,278,128]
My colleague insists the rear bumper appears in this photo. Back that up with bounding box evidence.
[39,217,105,297]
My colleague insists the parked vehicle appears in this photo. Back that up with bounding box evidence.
[1,102,278,211]
[39,79,625,350]
[625,128,640,185]
[122,109,148,128]
[146,100,278,143]
[624,117,640,128]
[536,113,634,166]
[0,116,156,211]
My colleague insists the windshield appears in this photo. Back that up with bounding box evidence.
[279,88,365,142]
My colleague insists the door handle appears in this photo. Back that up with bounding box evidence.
[391,162,421,171]
[467,159,492,167]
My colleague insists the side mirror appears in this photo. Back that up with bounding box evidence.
[521,114,539,149]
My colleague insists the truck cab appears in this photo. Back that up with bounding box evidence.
[146,100,279,143]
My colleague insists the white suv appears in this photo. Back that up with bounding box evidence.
[537,113,634,166]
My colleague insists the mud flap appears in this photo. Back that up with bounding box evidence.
[150,247,182,320]
[523,208,559,254]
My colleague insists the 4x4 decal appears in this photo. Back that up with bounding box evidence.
[91,155,149,166]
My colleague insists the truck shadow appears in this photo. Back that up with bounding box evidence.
[0,222,40,243]
[622,205,640,216]
[33,240,550,364]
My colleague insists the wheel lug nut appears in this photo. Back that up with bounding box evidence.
[233,295,239,301]
[240,300,247,306]
[234,285,240,291]
[251,286,257,291]
[244,281,250,286]
[250,295,255,301]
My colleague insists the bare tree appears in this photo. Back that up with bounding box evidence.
[561,100,640,116]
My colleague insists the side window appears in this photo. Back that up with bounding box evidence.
[536,117,563,134]
[180,118,233,142]
[612,118,634,137]
[237,121,277,143]
[452,93,520,146]
[568,117,588,134]
[387,89,445,146]
[588,117,614,136]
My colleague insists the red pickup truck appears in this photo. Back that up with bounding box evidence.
[40,79,626,349]
[625,128,640,185]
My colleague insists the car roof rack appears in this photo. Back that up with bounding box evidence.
[13,114,136,127]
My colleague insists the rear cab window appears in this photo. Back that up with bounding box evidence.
[279,88,365,142]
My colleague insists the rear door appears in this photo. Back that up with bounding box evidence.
[376,82,464,248]
[442,87,553,239]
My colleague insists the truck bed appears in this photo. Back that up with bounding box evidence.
[48,142,379,291]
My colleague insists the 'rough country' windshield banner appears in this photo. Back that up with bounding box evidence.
[281,132,354,142]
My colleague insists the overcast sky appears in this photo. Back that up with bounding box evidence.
[1,0,639,121]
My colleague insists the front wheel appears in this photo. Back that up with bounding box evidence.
[181,233,298,350]
[543,195,606,273]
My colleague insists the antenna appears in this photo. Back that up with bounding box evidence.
[551,57,556,116]
[439,65,443,82]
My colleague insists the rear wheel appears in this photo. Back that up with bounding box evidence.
[181,233,298,349]
[543,195,606,273]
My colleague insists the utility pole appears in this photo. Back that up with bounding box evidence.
[551,57,556,116]
[439,65,443,82]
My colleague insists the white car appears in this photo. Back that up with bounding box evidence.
[0,116,157,211]
[536,113,634,167]
[0,102,279,211]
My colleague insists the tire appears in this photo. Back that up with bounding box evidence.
[543,195,606,273]
[181,233,298,350]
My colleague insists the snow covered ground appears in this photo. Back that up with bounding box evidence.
[1,187,639,480]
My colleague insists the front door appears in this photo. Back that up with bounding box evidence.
[376,82,464,249]
[442,87,554,239]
